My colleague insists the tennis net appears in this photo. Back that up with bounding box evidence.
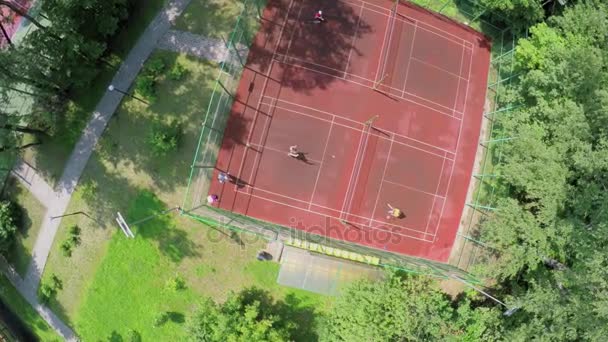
[375,0,400,88]
[341,123,373,221]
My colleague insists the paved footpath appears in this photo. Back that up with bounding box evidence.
[3,0,193,340]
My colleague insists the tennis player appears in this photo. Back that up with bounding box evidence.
[313,10,326,23]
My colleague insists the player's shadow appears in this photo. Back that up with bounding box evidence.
[294,152,315,165]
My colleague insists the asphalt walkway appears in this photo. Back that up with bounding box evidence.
[4,0,193,340]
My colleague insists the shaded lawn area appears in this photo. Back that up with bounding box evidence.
[23,0,167,186]
[0,274,62,342]
[174,0,262,39]
[73,191,331,341]
[40,52,330,340]
[39,51,219,323]
[3,178,46,276]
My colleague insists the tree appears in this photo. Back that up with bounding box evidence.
[476,1,608,339]
[322,274,485,341]
[0,200,18,254]
[187,288,294,342]
[478,0,544,32]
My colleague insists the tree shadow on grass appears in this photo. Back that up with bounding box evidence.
[96,53,219,195]
[128,190,200,263]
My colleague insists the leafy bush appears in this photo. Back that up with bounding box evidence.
[60,225,82,258]
[80,180,98,203]
[126,329,142,342]
[144,56,166,77]
[135,76,156,101]
[168,62,188,81]
[147,120,183,156]
[165,274,186,292]
[153,312,169,327]
[0,200,21,255]
[39,274,62,304]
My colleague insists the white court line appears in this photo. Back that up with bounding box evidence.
[274,55,465,118]
[423,151,447,236]
[451,43,467,113]
[370,133,394,221]
[429,42,475,239]
[283,1,304,58]
[308,116,335,210]
[237,186,435,240]
[454,42,469,111]
[260,99,455,160]
[336,0,474,50]
[379,2,397,80]
[411,56,469,82]
[262,96,458,157]
[235,0,295,191]
[248,98,275,182]
[340,122,368,218]
[248,142,324,164]
[374,0,392,83]
[401,21,418,98]
[382,179,446,200]
[344,4,364,77]
[342,124,372,219]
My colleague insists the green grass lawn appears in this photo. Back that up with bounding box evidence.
[174,0,256,39]
[72,191,330,340]
[23,0,167,186]
[3,178,47,276]
[0,274,62,341]
[40,51,331,339]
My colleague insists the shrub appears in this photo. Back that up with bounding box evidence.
[0,200,20,255]
[148,120,183,156]
[80,180,98,203]
[60,240,73,257]
[135,76,156,101]
[153,312,169,327]
[127,329,142,342]
[165,274,186,292]
[168,62,188,81]
[144,55,166,77]
[39,284,55,304]
[61,225,81,258]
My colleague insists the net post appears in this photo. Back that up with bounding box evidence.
[373,73,390,90]
[364,114,379,126]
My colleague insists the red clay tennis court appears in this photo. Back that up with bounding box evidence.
[208,0,490,262]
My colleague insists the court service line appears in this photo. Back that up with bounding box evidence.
[340,120,368,218]
[411,56,470,82]
[342,124,372,218]
[248,142,324,164]
[382,179,447,200]
[344,4,364,78]
[337,0,474,50]
[428,42,474,238]
[451,44,467,114]
[247,97,276,185]
[237,187,435,240]
[423,151,447,236]
[236,177,435,238]
[261,96,458,157]
[259,99,455,161]
[372,1,390,85]
[235,0,295,191]
[401,21,418,99]
[283,1,304,59]
[273,55,465,118]
[370,133,394,222]
[308,116,335,210]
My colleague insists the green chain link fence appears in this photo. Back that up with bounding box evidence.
[182,0,522,282]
